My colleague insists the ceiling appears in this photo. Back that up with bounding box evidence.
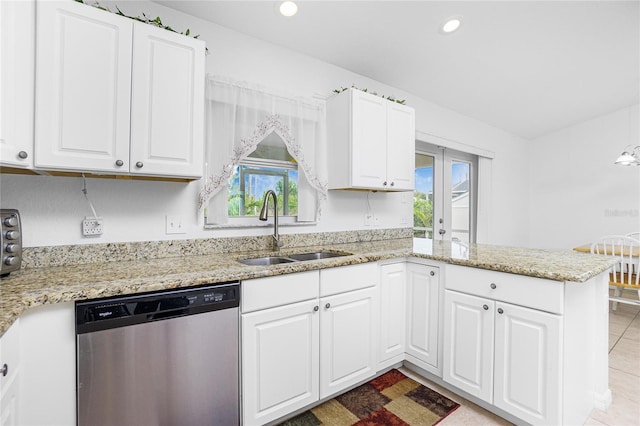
[156,1,640,140]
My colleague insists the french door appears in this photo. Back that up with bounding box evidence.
[414,144,476,242]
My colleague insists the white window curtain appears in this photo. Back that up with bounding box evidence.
[198,76,328,224]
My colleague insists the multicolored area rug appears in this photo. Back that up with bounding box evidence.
[279,369,460,426]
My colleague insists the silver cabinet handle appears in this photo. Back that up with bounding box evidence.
[430,271,435,276]
[115,160,124,167]
[313,306,319,312]
[18,151,28,159]
[483,304,489,310]
[383,181,388,187]
[325,303,331,309]
[390,181,395,187]
[135,161,144,168]
[497,308,504,314]
[1,364,7,377]
[490,283,497,289]
[439,229,446,235]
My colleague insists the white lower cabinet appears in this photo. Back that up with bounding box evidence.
[320,286,377,399]
[405,261,441,375]
[0,302,75,426]
[493,300,561,424]
[242,299,320,426]
[443,267,564,425]
[443,291,495,402]
[378,262,406,369]
[242,263,378,425]
[0,321,20,426]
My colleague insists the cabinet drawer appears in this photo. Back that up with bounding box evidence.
[320,263,378,297]
[0,319,20,394]
[446,265,564,314]
[242,271,320,313]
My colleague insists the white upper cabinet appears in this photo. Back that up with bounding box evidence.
[0,0,35,169]
[35,0,132,174]
[129,23,204,177]
[34,0,204,178]
[327,88,415,191]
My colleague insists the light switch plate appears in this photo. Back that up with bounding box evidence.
[165,215,186,234]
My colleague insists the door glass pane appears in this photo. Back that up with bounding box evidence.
[451,161,470,242]
[414,153,434,238]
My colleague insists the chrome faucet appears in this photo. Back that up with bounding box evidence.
[259,190,282,249]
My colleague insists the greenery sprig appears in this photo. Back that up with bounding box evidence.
[333,85,406,105]
[74,0,205,48]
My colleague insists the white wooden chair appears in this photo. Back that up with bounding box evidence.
[591,235,640,310]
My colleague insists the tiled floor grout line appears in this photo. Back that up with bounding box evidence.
[608,307,639,354]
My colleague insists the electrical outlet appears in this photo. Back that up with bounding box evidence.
[166,215,186,234]
[82,217,103,237]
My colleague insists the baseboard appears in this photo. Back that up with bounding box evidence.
[594,388,613,411]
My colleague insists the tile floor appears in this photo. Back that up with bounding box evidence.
[404,302,640,426]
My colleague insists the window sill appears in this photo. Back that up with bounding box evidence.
[204,220,317,230]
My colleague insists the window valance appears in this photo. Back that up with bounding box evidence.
[198,76,328,224]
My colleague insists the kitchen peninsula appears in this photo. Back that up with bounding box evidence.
[0,232,617,426]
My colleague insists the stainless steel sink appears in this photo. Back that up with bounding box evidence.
[238,256,296,266]
[287,251,349,261]
[238,251,351,266]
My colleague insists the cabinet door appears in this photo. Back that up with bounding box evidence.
[494,302,562,425]
[129,23,205,178]
[35,1,132,173]
[386,102,415,190]
[350,90,387,189]
[0,319,20,426]
[0,0,34,168]
[0,377,18,426]
[405,263,440,373]
[378,263,406,368]
[242,299,319,426]
[320,287,377,399]
[443,290,494,403]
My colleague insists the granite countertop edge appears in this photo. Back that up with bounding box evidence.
[0,238,616,337]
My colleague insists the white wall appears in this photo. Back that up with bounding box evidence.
[0,0,529,248]
[528,104,640,250]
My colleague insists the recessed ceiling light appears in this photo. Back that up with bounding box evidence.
[279,1,298,17]
[441,17,461,34]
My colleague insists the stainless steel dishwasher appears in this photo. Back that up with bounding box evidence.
[75,282,240,426]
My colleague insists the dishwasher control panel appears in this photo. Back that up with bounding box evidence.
[0,209,22,277]
[76,282,240,334]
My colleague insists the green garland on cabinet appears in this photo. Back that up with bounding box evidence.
[333,85,406,105]
[74,0,205,48]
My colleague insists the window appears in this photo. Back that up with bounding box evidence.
[414,153,434,238]
[228,132,299,218]
[200,76,327,226]
[414,142,477,243]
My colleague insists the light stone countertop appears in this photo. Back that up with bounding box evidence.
[0,238,616,337]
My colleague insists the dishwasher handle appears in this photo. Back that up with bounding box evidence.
[147,308,189,321]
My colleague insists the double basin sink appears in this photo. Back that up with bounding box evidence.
[239,251,350,266]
